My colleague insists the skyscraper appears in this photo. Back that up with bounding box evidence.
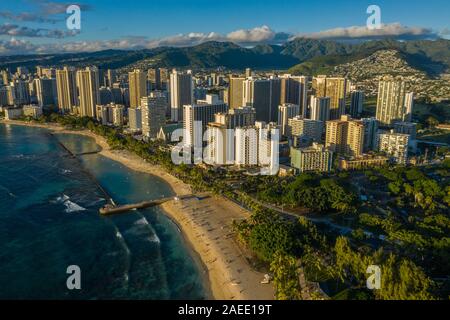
[96,104,110,125]
[243,78,281,122]
[148,68,161,90]
[256,121,280,175]
[141,92,167,139]
[205,107,257,166]
[112,104,125,126]
[235,122,279,173]
[228,76,245,109]
[326,115,365,157]
[214,106,256,129]
[105,69,116,88]
[205,122,229,165]
[404,92,414,123]
[183,94,228,149]
[170,69,193,122]
[56,66,78,113]
[269,77,281,122]
[291,143,333,173]
[1,70,9,86]
[287,116,324,142]
[312,75,327,97]
[37,67,56,79]
[10,80,30,105]
[99,87,113,105]
[34,78,56,109]
[278,103,300,136]
[361,117,379,152]
[350,90,364,118]
[279,74,308,117]
[0,86,8,106]
[128,69,147,108]
[376,76,413,126]
[310,96,331,122]
[159,68,169,90]
[235,126,259,166]
[313,76,346,120]
[128,107,142,131]
[76,67,100,118]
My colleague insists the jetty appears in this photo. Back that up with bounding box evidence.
[50,132,195,216]
[51,133,115,206]
[99,194,194,216]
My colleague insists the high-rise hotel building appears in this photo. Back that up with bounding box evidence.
[350,90,364,118]
[287,116,323,142]
[278,103,300,136]
[290,143,333,173]
[56,67,78,114]
[243,77,281,123]
[214,106,256,129]
[361,117,379,152]
[376,76,414,126]
[228,76,245,109]
[76,67,99,118]
[205,107,256,165]
[313,76,347,120]
[183,94,228,149]
[170,69,193,122]
[128,107,142,131]
[148,68,161,90]
[34,78,56,109]
[128,69,147,108]
[326,115,365,157]
[310,96,331,122]
[279,74,308,117]
[235,121,279,174]
[141,92,167,139]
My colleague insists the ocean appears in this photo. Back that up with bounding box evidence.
[0,124,207,300]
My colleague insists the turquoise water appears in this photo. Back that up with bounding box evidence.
[0,124,206,300]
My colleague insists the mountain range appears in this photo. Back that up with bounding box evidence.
[1,38,450,77]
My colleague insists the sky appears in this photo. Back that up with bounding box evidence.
[0,0,449,55]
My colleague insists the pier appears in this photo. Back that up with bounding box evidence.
[51,132,195,216]
[99,194,194,216]
[51,133,115,206]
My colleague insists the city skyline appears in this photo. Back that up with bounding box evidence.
[0,2,449,304]
[0,0,449,55]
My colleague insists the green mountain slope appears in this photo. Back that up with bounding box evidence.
[0,39,449,74]
[287,39,450,77]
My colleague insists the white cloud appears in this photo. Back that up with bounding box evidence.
[0,25,288,55]
[296,23,438,40]
[227,25,276,43]
[0,23,443,56]
[0,38,37,54]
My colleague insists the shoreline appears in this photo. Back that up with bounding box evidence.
[0,119,274,300]
[160,207,214,300]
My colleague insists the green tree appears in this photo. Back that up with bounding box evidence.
[377,254,435,300]
[270,251,301,300]
[248,220,296,262]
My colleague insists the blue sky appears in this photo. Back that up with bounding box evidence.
[0,0,449,55]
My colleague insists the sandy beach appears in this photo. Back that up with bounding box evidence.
[0,119,274,300]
